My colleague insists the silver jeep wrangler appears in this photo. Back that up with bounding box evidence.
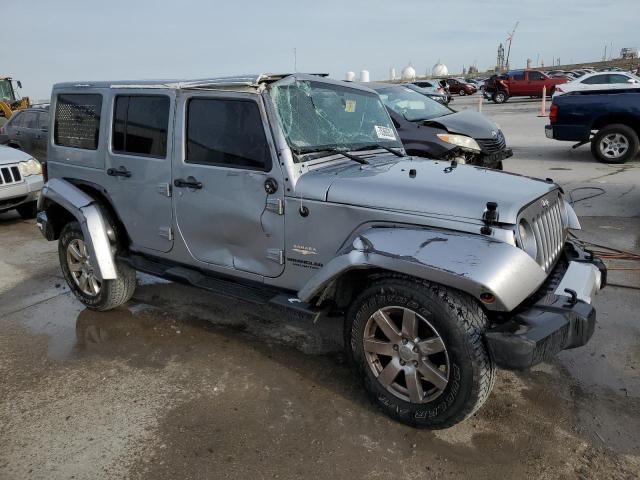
[37,74,605,428]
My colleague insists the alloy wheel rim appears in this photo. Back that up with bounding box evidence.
[363,306,450,404]
[600,133,629,159]
[67,238,101,296]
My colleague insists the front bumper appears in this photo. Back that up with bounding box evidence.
[485,241,606,370]
[475,148,513,169]
[0,175,43,212]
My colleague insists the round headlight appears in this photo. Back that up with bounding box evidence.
[518,219,538,260]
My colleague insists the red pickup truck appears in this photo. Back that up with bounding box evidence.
[484,70,568,103]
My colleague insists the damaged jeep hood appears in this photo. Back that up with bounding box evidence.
[296,157,556,224]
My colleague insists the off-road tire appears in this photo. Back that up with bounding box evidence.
[590,124,639,164]
[16,201,37,219]
[492,91,508,104]
[345,275,496,429]
[59,221,136,311]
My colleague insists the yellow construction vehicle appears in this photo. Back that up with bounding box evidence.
[0,77,30,121]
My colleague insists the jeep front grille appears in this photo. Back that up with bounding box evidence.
[519,193,566,272]
[532,197,565,271]
[0,165,22,186]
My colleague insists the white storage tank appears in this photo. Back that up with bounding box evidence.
[389,67,397,80]
[360,70,370,82]
[401,63,416,81]
[432,63,449,77]
[346,71,356,81]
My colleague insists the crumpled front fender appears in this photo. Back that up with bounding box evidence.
[38,178,117,281]
[298,227,547,312]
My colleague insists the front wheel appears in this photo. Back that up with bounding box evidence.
[492,91,508,104]
[345,276,496,429]
[459,89,466,96]
[590,124,639,164]
[59,221,137,311]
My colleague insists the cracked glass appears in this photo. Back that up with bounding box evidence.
[270,78,401,160]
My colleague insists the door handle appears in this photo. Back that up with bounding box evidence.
[15,131,21,136]
[107,166,132,178]
[174,178,203,189]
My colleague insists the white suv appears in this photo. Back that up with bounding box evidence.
[0,145,43,218]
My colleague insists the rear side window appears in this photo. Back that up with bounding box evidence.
[511,72,525,81]
[112,95,170,158]
[38,112,49,130]
[54,94,102,150]
[186,98,270,170]
[21,111,38,128]
[608,74,633,84]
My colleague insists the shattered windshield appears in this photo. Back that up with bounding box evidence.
[270,78,401,159]
[377,86,452,122]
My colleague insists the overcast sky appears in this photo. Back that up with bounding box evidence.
[4,0,639,99]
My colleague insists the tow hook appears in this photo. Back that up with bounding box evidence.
[564,288,578,306]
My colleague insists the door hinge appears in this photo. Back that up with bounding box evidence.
[157,183,172,197]
[265,198,284,215]
[159,226,173,241]
[267,248,284,265]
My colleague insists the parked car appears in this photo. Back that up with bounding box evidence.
[38,73,605,429]
[403,83,451,105]
[444,78,477,96]
[0,144,43,218]
[411,80,451,100]
[370,83,511,169]
[553,72,640,97]
[546,89,640,163]
[0,107,50,161]
[483,70,567,103]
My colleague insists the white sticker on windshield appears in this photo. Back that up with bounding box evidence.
[345,100,356,113]
[374,125,396,141]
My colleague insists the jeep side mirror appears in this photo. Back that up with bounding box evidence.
[16,81,22,89]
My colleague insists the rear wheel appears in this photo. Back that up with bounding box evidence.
[345,276,496,429]
[590,124,639,164]
[16,201,37,219]
[59,221,136,311]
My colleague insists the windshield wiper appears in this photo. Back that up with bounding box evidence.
[353,144,406,158]
[294,147,369,164]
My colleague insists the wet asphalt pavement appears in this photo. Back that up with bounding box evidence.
[1,96,640,479]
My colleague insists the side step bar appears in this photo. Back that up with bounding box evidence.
[121,254,326,321]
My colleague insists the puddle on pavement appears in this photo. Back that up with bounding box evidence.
[18,297,210,365]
